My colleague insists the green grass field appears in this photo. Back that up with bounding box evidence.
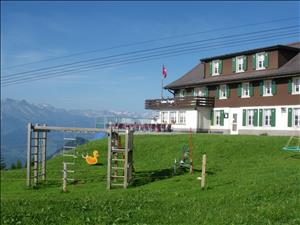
[1,134,300,225]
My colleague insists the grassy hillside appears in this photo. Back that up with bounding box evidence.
[1,134,300,225]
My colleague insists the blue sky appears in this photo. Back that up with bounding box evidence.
[1,1,299,112]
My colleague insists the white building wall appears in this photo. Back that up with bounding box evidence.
[211,105,300,135]
[173,110,198,131]
[158,109,210,132]
[157,104,299,135]
[198,107,212,131]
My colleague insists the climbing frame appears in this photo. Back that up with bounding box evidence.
[107,127,134,189]
[26,123,48,187]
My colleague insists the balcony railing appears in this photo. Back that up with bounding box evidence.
[145,96,214,110]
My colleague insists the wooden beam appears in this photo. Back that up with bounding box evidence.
[107,127,112,190]
[124,129,129,188]
[33,130,39,186]
[26,123,32,187]
[201,154,207,189]
[63,163,67,192]
[33,125,108,133]
[41,124,47,181]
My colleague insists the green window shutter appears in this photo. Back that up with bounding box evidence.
[272,80,277,95]
[232,58,236,72]
[271,108,276,127]
[253,109,258,127]
[259,81,264,96]
[243,56,248,71]
[219,60,223,74]
[259,109,263,126]
[288,79,292,94]
[216,86,220,99]
[264,52,269,68]
[210,110,214,126]
[220,110,224,126]
[209,62,212,75]
[237,83,242,97]
[204,86,208,97]
[242,109,246,126]
[288,108,292,127]
[249,82,254,96]
[226,85,230,98]
[252,54,256,70]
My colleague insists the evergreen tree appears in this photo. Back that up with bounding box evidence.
[16,160,22,169]
[11,163,16,170]
[0,157,6,170]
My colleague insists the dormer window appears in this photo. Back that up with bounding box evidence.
[236,56,245,73]
[232,56,247,73]
[253,52,269,70]
[256,53,265,70]
[212,60,220,76]
[209,60,222,76]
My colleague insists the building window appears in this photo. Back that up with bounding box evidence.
[212,60,220,76]
[214,110,221,126]
[247,109,254,126]
[169,111,177,124]
[236,56,244,73]
[219,84,227,99]
[242,82,250,98]
[294,108,300,126]
[161,112,168,124]
[293,77,300,94]
[256,52,265,70]
[178,111,186,124]
[263,80,272,96]
[179,89,186,97]
[263,109,272,126]
[194,87,206,97]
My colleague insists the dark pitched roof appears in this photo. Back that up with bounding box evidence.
[165,52,300,89]
[287,42,300,48]
[165,63,204,89]
[201,44,299,62]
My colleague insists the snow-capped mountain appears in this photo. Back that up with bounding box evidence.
[1,98,155,168]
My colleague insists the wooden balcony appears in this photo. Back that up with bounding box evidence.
[145,96,214,110]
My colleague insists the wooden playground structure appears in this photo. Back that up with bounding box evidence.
[26,123,134,191]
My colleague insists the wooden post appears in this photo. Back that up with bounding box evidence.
[41,124,47,181]
[201,154,207,189]
[26,123,32,187]
[189,128,193,174]
[107,127,112,189]
[33,129,39,186]
[124,129,129,188]
[63,162,67,192]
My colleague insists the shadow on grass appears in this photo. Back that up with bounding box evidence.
[131,167,216,187]
[289,154,300,159]
[131,168,180,187]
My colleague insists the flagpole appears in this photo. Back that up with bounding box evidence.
[161,76,164,99]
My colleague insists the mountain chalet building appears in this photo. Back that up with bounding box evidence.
[145,43,300,136]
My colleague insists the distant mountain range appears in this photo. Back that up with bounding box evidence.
[1,98,155,168]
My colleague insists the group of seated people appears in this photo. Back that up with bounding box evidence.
[109,123,172,132]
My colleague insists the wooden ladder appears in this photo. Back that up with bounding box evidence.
[62,137,77,192]
[107,128,134,189]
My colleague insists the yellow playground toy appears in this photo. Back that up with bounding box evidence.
[82,150,99,165]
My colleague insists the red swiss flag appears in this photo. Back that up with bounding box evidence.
[162,65,167,78]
